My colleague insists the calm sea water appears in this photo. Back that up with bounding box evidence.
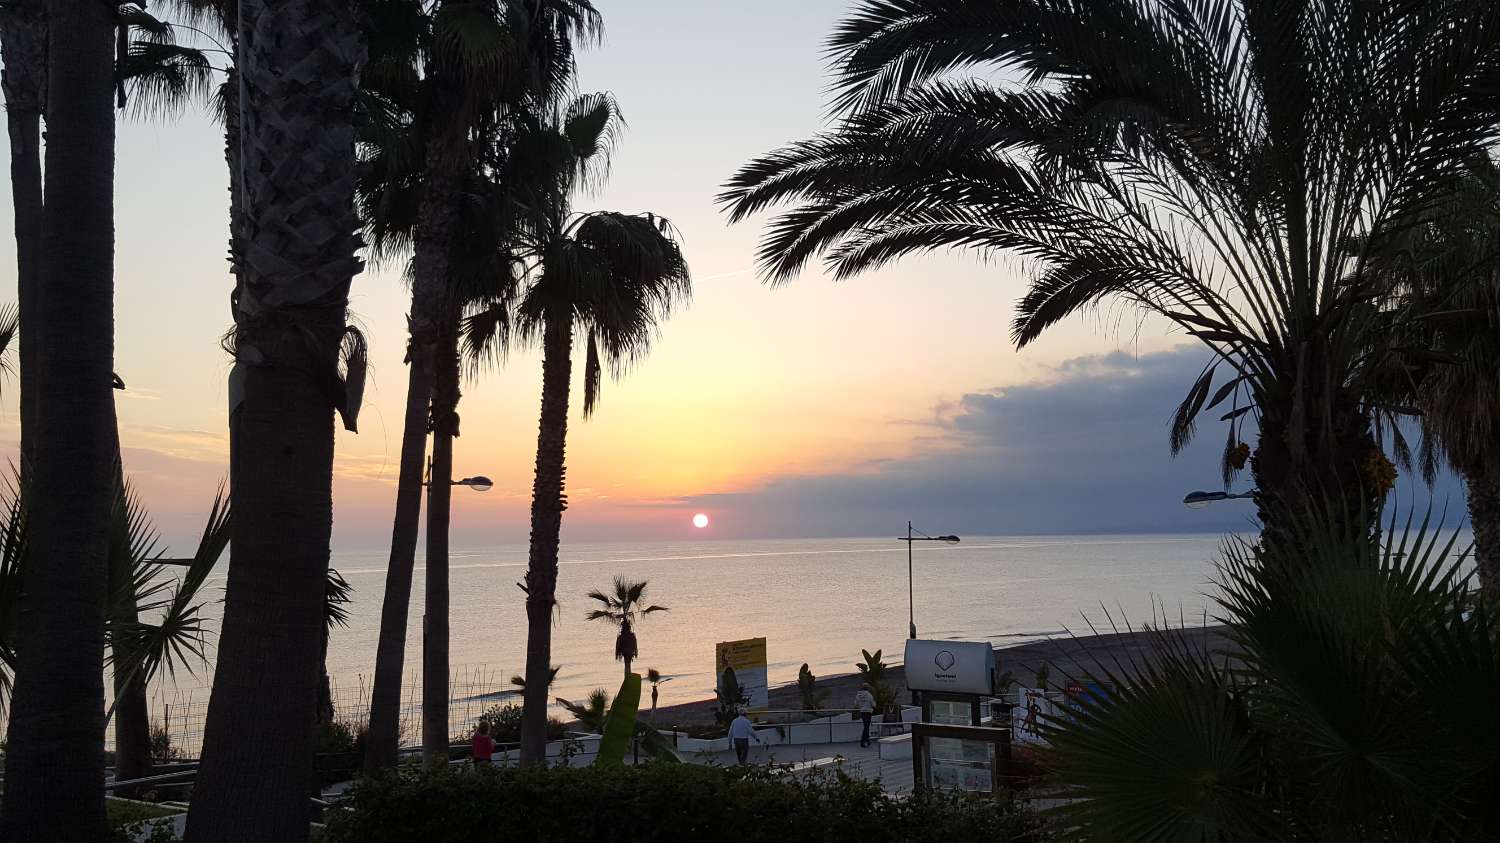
[163,534,1235,715]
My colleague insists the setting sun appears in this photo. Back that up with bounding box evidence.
[692,513,710,529]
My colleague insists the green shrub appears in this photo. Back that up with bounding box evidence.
[317,718,359,755]
[797,663,830,712]
[149,725,180,762]
[323,764,1028,842]
[479,702,565,742]
[1046,511,1500,840]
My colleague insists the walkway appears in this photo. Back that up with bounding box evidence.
[682,740,914,794]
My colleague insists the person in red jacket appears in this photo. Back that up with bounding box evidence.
[471,720,495,767]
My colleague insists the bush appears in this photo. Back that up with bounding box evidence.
[479,703,566,743]
[323,764,1028,842]
[1045,511,1500,840]
[149,725,180,762]
[317,718,359,755]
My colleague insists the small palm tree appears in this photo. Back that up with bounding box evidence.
[509,664,561,693]
[556,687,611,735]
[644,667,672,725]
[585,577,669,678]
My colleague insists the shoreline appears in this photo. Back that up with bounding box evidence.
[648,625,1230,728]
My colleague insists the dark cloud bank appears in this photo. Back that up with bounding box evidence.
[685,346,1467,539]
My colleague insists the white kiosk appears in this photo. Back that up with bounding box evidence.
[904,639,1010,794]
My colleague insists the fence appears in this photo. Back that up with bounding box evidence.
[133,665,517,758]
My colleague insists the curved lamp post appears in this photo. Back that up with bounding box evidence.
[898,522,961,639]
[1183,490,1254,509]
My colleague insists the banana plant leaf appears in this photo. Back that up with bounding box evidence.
[594,672,640,767]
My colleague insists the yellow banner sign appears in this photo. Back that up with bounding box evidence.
[715,637,768,712]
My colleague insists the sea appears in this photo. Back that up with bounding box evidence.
[145,533,1241,744]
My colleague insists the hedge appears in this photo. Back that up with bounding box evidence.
[323,763,1029,842]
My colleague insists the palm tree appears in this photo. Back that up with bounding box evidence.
[511,209,690,765]
[585,577,669,678]
[1047,510,1497,838]
[360,0,601,773]
[1362,157,1500,599]
[185,0,366,838]
[556,687,611,734]
[475,95,689,764]
[0,0,45,476]
[106,481,232,797]
[644,667,671,724]
[0,0,119,835]
[720,0,1500,548]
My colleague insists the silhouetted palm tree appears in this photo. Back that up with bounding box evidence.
[185,0,366,837]
[1362,156,1500,598]
[0,0,120,835]
[556,687,610,734]
[721,0,1500,547]
[466,94,689,765]
[358,0,601,772]
[586,577,668,678]
[645,667,670,724]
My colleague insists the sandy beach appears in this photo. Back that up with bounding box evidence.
[650,625,1232,728]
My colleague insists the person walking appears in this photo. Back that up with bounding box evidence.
[855,684,877,748]
[728,709,762,764]
[471,720,495,767]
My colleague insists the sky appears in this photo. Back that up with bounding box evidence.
[0,0,1469,551]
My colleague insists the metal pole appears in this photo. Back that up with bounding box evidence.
[907,521,916,639]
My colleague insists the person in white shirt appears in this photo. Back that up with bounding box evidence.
[728,710,762,764]
[854,684,877,747]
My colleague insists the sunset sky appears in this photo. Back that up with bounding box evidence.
[0,0,1460,551]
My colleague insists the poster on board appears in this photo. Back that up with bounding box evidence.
[715,637,768,712]
[1012,688,1054,746]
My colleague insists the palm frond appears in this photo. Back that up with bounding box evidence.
[0,304,18,391]
[121,484,232,684]
[118,41,220,121]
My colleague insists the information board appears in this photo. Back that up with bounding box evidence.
[715,637,768,712]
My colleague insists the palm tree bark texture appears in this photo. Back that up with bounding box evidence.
[0,0,116,837]
[186,0,365,839]
[520,309,574,765]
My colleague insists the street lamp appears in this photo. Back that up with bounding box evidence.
[1183,490,1254,510]
[897,522,960,639]
[421,466,493,491]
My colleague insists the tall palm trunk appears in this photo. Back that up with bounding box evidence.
[186,0,364,838]
[520,311,574,765]
[0,0,45,475]
[421,315,460,767]
[1465,467,1500,602]
[365,137,460,773]
[363,335,433,770]
[0,0,116,836]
